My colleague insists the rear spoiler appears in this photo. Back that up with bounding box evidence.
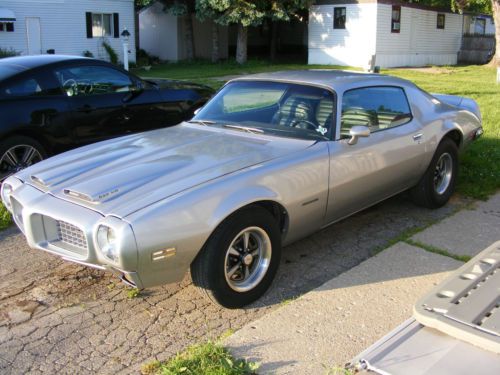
[432,93,482,122]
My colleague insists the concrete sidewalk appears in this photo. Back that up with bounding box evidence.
[225,193,500,374]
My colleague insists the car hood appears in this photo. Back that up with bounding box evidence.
[18,124,313,218]
[147,78,212,93]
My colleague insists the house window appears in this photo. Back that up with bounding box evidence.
[391,6,401,33]
[92,13,112,37]
[0,22,14,32]
[334,7,346,29]
[86,12,119,38]
[437,14,445,29]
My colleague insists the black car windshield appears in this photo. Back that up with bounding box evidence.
[193,81,335,141]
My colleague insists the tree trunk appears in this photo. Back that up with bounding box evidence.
[269,21,278,62]
[493,0,500,67]
[236,23,248,64]
[211,22,219,63]
[184,14,195,60]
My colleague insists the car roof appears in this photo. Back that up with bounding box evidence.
[0,54,88,69]
[230,70,414,92]
[0,55,92,81]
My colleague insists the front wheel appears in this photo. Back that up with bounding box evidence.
[191,206,281,308]
[411,137,458,208]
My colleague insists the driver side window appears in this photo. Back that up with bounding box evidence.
[54,65,134,97]
[340,86,412,138]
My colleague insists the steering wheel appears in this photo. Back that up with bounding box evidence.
[62,78,78,97]
[291,119,318,131]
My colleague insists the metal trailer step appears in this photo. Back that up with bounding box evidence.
[414,240,500,354]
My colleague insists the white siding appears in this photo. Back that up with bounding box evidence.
[0,0,136,62]
[138,2,178,61]
[375,5,462,67]
[308,4,377,67]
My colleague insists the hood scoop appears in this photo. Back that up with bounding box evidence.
[61,155,193,204]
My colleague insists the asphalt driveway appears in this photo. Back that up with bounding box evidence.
[0,193,463,374]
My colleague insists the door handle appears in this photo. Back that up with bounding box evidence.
[76,104,95,113]
[413,133,423,141]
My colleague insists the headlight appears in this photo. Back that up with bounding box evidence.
[97,225,119,262]
[1,183,13,211]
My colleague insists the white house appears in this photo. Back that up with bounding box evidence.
[309,0,463,68]
[139,2,228,61]
[0,0,136,62]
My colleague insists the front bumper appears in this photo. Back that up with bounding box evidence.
[4,181,144,289]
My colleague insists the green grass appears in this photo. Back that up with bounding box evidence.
[405,239,471,262]
[136,61,499,199]
[0,203,12,230]
[141,341,259,375]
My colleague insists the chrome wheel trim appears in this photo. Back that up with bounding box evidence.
[224,226,272,293]
[0,144,43,182]
[433,152,453,195]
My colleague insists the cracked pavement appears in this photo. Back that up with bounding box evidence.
[0,193,465,374]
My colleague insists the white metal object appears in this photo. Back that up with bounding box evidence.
[121,28,131,71]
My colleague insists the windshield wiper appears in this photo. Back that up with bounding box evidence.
[223,124,264,134]
[188,119,216,126]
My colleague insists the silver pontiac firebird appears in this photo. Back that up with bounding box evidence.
[2,70,483,308]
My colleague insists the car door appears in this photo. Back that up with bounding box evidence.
[325,86,426,224]
[52,64,143,145]
[0,68,72,154]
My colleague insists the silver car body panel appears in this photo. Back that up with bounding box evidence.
[2,70,482,289]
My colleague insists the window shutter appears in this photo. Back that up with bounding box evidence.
[113,13,119,38]
[86,12,93,38]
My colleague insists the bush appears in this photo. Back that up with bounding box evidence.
[102,41,119,65]
[0,47,21,59]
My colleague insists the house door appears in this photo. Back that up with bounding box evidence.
[26,17,42,55]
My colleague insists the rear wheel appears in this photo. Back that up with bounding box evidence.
[411,137,458,208]
[191,206,281,308]
[0,136,47,182]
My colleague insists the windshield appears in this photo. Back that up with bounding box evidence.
[193,81,335,141]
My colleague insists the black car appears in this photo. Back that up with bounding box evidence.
[0,55,214,181]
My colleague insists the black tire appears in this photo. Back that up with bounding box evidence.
[411,137,458,208]
[191,206,282,308]
[0,136,47,182]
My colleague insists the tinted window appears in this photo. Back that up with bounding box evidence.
[341,86,412,137]
[194,81,335,141]
[2,77,41,96]
[0,65,25,81]
[54,65,134,97]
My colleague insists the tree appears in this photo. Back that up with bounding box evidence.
[196,0,266,64]
[491,0,500,66]
[162,0,197,60]
[263,1,313,61]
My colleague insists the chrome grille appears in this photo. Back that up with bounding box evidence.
[56,220,88,250]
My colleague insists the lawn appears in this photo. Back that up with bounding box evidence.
[135,61,499,200]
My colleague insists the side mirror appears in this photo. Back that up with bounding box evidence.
[193,107,202,116]
[122,82,144,103]
[348,125,370,145]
